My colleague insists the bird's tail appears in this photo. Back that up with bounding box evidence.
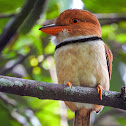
[73,109,92,126]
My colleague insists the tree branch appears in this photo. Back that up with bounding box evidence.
[42,13,126,26]
[0,75,125,110]
[0,14,16,18]
[95,13,126,25]
[0,0,36,52]
[19,0,48,34]
[0,51,31,75]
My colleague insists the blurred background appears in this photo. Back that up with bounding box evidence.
[0,0,126,126]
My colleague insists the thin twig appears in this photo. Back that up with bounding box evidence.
[0,75,126,110]
[0,14,16,18]
[0,92,16,106]
[0,51,31,75]
[95,13,126,25]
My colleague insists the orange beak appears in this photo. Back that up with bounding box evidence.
[39,24,69,36]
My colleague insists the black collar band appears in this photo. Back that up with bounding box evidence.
[55,36,102,51]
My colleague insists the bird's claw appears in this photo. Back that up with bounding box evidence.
[66,82,72,89]
[96,85,103,100]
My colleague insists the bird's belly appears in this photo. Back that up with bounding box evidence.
[55,41,109,110]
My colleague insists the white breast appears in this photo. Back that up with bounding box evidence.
[54,38,109,109]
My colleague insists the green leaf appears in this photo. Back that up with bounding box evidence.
[119,21,126,29]
[46,0,72,19]
[117,117,126,125]
[44,41,55,54]
[0,102,11,126]
[0,18,9,33]
[25,97,60,126]
[67,109,74,120]
[116,33,126,43]
[83,0,126,13]
[0,0,24,13]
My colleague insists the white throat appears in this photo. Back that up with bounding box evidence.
[52,35,99,46]
[51,29,97,46]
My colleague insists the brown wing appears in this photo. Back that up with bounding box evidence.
[104,44,113,80]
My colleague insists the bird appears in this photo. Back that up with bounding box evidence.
[39,9,113,126]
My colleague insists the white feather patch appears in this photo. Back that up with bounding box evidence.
[51,29,96,46]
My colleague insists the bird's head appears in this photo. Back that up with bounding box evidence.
[39,9,101,44]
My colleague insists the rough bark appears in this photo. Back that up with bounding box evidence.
[0,75,126,110]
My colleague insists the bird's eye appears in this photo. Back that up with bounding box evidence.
[70,17,80,24]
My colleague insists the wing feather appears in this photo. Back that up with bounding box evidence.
[104,44,113,80]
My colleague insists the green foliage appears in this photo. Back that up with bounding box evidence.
[0,18,9,33]
[0,104,11,126]
[116,33,126,43]
[0,0,126,126]
[83,0,126,13]
[46,0,72,19]
[117,117,126,125]
[0,0,24,13]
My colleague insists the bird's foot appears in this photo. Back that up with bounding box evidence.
[66,82,72,89]
[96,84,103,100]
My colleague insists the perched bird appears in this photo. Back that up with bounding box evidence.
[39,9,113,126]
